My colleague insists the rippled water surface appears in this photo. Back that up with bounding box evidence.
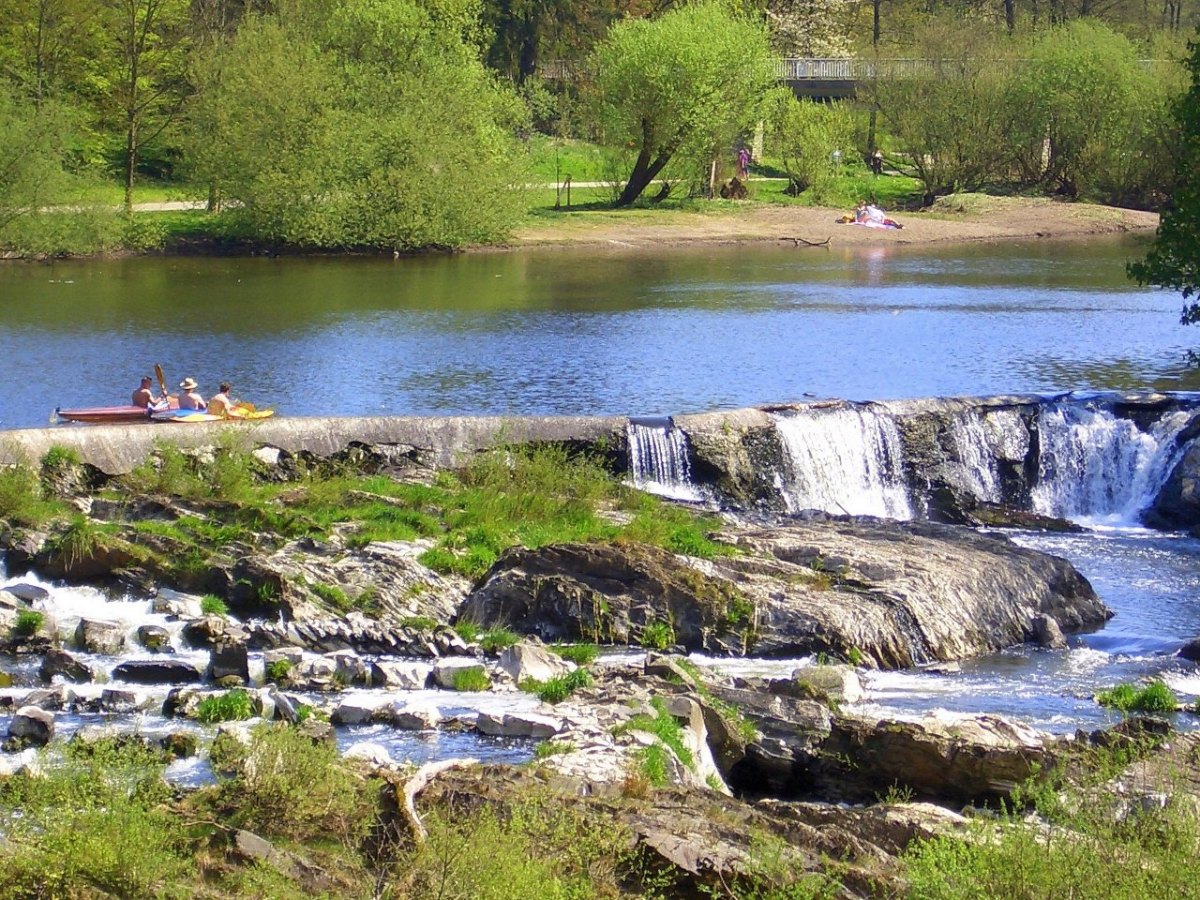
[1,236,1194,429]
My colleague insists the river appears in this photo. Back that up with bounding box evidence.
[2,235,1199,746]
[1,236,1195,430]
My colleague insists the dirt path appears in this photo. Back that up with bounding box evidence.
[501,195,1159,252]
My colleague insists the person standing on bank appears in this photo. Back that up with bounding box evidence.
[736,146,751,180]
[178,377,207,411]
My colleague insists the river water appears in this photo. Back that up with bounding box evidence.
[2,235,1200,742]
[1,237,1196,430]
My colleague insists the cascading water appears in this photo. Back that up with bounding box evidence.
[772,406,912,519]
[626,419,704,502]
[1031,403,1195,524]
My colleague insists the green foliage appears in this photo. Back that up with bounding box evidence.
[452,619,481,642]
[451,666,491,692]
[200,594,228,616]
[615,696,694,772]
[397,796,630,898]
[0,462,60,526]
[634,743,672,787]
[1129,35,1200,320]
[772,94,855,202]
[675,657,759,743]
[1095,680,1178,713]
[533,741,574,759]
[50,515,109,567]
[521,667,593,704]
[639,620,675,651]
[400,615,438,632]
[264,658,292,684]
[187,1,529,251]
[550,642,600,665]
[217,723,375,844]
[40,445,81,471]
[12,609,43,637]
[0,742,188,897]
[195,688,254,724]
[480,628,520,653]
[588,1,776,205]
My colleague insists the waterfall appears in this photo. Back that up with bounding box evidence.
[626,419,704,501]
[772,406,912,519]
[945,407,1029,505]
[1031,404,1194,523]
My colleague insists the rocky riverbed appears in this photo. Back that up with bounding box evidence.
[1,408,1199,895]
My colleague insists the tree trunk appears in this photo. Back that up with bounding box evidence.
[615,119,674,207]
[1004,0,1015,31]
[124,113,137,215]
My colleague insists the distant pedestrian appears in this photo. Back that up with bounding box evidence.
[736,146,751,180]
[870,149,884,176]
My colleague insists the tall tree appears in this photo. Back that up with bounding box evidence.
[98,0,191,212]
[1129,33,1200,321]
[588,1,774,206]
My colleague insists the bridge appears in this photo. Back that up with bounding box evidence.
[540,58,934,99]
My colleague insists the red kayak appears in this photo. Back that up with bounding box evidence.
[55,405,155,425]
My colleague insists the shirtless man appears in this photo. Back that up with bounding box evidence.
[131,376,162,408]
[178,377,207,411]
[208,382,234,416]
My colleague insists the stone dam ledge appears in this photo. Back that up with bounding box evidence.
[4,392,1167,475]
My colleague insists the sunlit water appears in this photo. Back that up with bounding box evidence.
[1,236,1195,430]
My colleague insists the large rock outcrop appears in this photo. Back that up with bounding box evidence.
[460,517,1109,668]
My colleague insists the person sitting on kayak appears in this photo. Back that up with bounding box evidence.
[178,377,207,411]
[131,376,164,409]
[208,382,235,416]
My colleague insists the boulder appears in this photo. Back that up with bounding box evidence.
[476,711,563,739]
[461,518,1109,668]
[182,616,247,649]
[393,701,442,730]
[151,588,203,618]
[1030,613,1068,650]
[497,638,574,684]
[113,660,204,685]
[39,648,96,684]
[370,660,431,689]
[1147,433,1200,530]
[777,664,864,705]
[209,642,250,684]
[75,618,125,655]
[137,624,171,652]
[332,697,388,725]
[1179,637,1200,663]
[4,583,48,605]
[8,705,54,746]
[98,688,153,712]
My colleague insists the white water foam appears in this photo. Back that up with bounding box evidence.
[626,421,704,502]
[1031,405,1195,525]
[945,408,1029,505]
[772,407,912,519]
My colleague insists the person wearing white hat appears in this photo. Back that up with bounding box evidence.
[178,377,207,411]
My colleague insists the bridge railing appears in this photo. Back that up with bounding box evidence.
[775,58,935,80]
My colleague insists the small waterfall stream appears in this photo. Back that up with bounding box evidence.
[772,406,912,519]
[1031,404,1194,524]
[626,418,704,502]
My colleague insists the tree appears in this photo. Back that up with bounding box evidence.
[187,0,530,250]
[772,94,853,201]
[1129,34,1200,322]
[588,2,775,207]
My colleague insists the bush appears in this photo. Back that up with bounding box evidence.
[639,620,675,651]
[451,666,490,692]
[550,643,599,665]
[40,445,81,471]
[11,609,43,637]
[264,659,292,684]
[0,463,58,527]
[219,724,375,844]
[480,628,520,653]
[195,689,254,724]
[521,668,593,704]
[200,594,228,616]
[614,696,694,773]
[1095,680,1178,713]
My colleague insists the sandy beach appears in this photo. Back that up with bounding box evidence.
[504,194,1160,252]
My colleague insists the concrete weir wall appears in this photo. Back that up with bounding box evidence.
[0,415,628,475]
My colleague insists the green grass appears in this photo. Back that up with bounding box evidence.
[479,628,520,653]
[614,696,694,772]
[200,594,228,616]
[12,610,43,638]
[520,668,594,704]
[550,643,600,665]
[1095,680,1178,713]
[451,666,490,692]
[639,620,675,651]
[195,688,254,724]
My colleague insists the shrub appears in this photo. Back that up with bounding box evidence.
[1096,681,1178,713]
[401,616,438,632]
[264,659,292,684]
[40,445,81,471]
[451,666,490,692]
[522,668,594,704]
[11,609,43,637]
[614,696,694,772]
[479,628,519,653]
[219,724,375,844]
[533,741,574,759]
[195,688,254,724]
[0,463,58,526]
[639,620,675,651]
[550,643,599,665]
[200,594,228,616]
[452,620,481,642]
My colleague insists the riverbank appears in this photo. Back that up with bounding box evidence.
[504,194,1160,251]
